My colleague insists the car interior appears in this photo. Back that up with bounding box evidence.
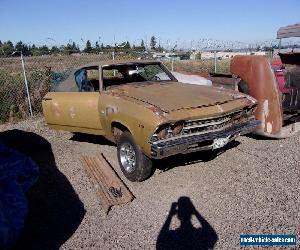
[74,67,100,92]
[103,65,147,90]
[74,63,173,92]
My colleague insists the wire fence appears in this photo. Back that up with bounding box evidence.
[164,58,231,76]
[0,52,233,124]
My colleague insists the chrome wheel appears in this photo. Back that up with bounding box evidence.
[119,142,136,173]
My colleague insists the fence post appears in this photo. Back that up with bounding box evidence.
[21,53,33,116]
[214,50,217,73]
[171,58,174,71]
[112,50,116,76]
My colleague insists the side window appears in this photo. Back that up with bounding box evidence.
[103,69,123,79]
[86,69,99,91]
[75,69,85,90]
[87,69,99,81]
[75,68,99,92]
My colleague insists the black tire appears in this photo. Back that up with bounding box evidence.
[238,80,250,95]
[117,131,153,182]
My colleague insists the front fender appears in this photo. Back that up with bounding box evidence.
[231,56,283,135]
[99,93,165,157]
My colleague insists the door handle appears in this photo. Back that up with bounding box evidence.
[43,97,52,101]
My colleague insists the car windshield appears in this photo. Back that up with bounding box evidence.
[102,62,175,90]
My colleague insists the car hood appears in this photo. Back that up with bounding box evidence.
[113,82,244,113]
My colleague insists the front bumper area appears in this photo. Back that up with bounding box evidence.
[150,119,260,159]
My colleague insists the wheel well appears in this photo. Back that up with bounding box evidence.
[111,122,129,143]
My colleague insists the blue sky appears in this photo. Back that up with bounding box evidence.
[1,0,299,48]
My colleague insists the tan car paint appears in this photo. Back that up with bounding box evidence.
[43,92,104,134]
[43,80,255,157]
[113,82,236,112]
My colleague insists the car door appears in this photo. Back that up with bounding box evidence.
[42,67,104,135]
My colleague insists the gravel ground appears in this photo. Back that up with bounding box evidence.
[0,117,299,250]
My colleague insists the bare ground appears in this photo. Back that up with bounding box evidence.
[0,117,299,250]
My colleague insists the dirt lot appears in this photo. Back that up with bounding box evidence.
[0,117,299,250]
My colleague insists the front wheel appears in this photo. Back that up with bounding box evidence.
[117,131,153,182]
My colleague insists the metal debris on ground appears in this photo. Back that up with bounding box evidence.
[81,153,134,214]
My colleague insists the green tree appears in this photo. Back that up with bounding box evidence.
[140,40,145,50]
[31,44,41,56]
[195,52,201,60]
[15,41,30,56]
[0,40,2,56]
[150,36,156,50]
[84,40,93,53]
[15,41,23,51]
[39,45,50,55]
[59,45,67,55]
[72,42,79,53]
[63,42,79,54]
[94,41,100,53]
[30,45,49,56]
[65,43,73,54]
[124,41,131,50]
[2,40,14,56]
[50,46,60,54]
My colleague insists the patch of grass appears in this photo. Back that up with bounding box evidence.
[164,59,231,75]
[0,69,50,123]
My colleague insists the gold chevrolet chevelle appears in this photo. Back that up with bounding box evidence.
[43,60,260,181]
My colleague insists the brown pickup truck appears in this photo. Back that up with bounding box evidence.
[42,60,259,181]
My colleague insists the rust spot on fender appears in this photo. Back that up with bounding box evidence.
[105,106,118,116]
[107,89,167,117]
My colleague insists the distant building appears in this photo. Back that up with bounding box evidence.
[190,51,267,60]
[153,52,190,60]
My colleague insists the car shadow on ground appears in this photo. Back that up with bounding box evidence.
[70,133,240,178]
[154,140,240,172]
[245,133,278,141]
[0,129,85,250]
[156,196,218,250]
[70,132,115,146]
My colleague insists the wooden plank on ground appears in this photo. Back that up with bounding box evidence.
[81,153,134,214]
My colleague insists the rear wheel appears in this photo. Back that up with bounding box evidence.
[117,131,153,182]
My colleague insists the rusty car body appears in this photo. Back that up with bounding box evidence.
[43,60,259,181]
[210,23,300,138]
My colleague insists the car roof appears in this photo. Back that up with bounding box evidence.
[56,60,165,92]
